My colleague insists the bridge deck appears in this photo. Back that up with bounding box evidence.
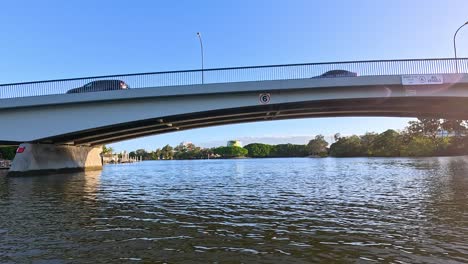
[1,58,467,100]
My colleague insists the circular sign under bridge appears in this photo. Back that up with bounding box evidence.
[259,93,271,104]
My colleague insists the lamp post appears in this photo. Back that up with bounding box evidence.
[196,32,204,84]
[453,21,468,73]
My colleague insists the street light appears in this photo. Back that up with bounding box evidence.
[196,32,204,84]
[453,21,468,73]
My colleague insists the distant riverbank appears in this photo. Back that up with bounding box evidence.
[108,119,468,161]
[3,118,467,164]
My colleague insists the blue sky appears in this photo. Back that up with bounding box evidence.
[1,0,467,151]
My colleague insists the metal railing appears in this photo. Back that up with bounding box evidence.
[0,58,467,99]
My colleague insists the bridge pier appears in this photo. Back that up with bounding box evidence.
[8,143,102,176]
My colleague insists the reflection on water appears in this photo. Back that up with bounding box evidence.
[1,157,468,263]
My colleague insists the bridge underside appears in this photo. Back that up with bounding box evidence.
[20,96,468,147]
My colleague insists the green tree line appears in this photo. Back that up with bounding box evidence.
[110,142,312,160]
[0,146,16,160]
[4,118,464,161]
[119,119,468,160]
[330,119,468,157]
[117,141,320,160]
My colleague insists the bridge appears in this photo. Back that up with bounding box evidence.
[1,58,468,175]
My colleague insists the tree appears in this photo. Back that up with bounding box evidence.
[406,118,440,138]
[334,133,341,141]
[405,120,424,138]
[135,149,155,160]
[173,143,204,159]
[370,129,402,157]
[420,118,441,139]
[200,148,214,159]
[102,145,114,154]
[329,135,364,157]
[174,142,191,153]
[307,135,328,156]
[213,146,248,158]
[161,145,174,160]
[152,148,162,160]
[406,118,441,139]
[401,136,436,156]
[0,146,16,160]
[244,143,273,158]
[270,144,308,157]
[360,132,378,155]
[441,119,466,137]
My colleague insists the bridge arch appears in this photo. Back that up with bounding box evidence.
[1,75,468,146]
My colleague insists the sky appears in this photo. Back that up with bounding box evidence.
[0,0,467,151]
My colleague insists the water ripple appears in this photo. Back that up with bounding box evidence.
[1,157,468,263]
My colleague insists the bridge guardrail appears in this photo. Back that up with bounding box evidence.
[0,58,467,99]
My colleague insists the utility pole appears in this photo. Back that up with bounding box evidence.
[197,32,204,84]
[453,21,468,73]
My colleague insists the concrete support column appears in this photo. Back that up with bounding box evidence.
[8,143,102,176]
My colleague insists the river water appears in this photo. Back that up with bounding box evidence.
[0,157,467,263]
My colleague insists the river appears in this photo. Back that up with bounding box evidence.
[1,157,467,263]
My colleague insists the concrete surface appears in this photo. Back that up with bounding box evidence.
[8,143,102,176]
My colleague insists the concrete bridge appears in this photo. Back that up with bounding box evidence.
[1,58,467,175]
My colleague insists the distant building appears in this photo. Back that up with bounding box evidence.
[101,151,141,164]
[227,140,242,147]
[101,153,119,164]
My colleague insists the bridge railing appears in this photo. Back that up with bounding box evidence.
[1,58,467,99]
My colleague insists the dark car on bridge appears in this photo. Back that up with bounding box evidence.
[66,80,130,94]
[313,70,358,78]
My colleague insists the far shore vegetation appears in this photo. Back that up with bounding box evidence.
[2,118,468,161]
[100,118,468,160]
[0,146,16,161]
